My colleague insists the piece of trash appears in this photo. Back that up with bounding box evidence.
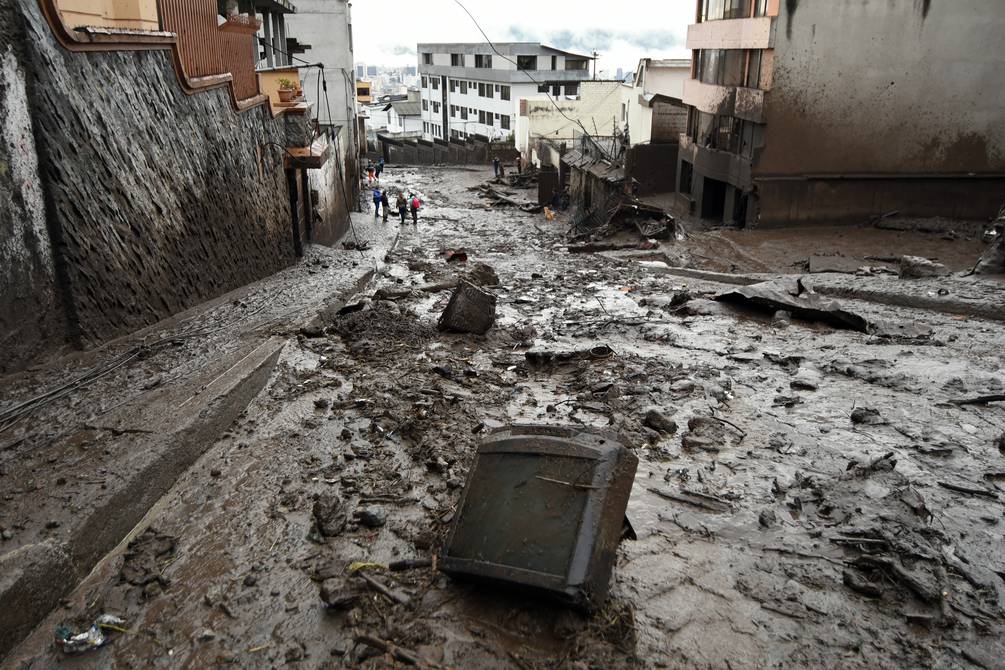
[716,278,871,332]
[441,425,638,610]
[55,615,126,654]
[444,249,468,264]
[438,280,497,335]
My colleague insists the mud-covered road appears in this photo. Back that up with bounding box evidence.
[5,166,1005,669]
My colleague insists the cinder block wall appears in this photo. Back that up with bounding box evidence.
[0,0,297,372]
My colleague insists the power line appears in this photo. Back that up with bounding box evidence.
[450,0,613,161]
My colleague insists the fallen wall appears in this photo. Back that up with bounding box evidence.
[1,0,297,372]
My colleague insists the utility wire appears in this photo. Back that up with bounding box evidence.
[450,0,614,161]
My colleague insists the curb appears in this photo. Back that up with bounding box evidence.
[0,339,284,660]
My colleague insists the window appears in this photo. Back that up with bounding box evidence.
[431,78,439,90]
[461,107,468,120]
[494,84,500,92]
[451,54,463,66]
[421,76,428,88]
[423,122,429,133]
[485,85,493,99]
[500,85,511,101]
[551,55,557,70]
[565,59,588,71]
[475,54,492,68]
[724,0,750,19]
[422,99,429,111]
[746,50,762,89]
[478,110,487,124]
[517,55,537,70]
[450,79,456,93]
[432,101,440,113]
[422,53,432,65]
[753,0,768,16]
[460,80,467,94]
[450,105,457,117]
[478,83,486,97]
[565,83,579,97]
[697,49,745,87]
[621,103,627,122]
[501,115,511,130]
[537,84,549,93]
[551,84,561,97]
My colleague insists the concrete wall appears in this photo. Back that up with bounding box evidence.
[1,0,296,372]
[516,81,623,155]
[760,0,1005,176]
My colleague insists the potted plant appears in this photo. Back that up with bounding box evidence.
[278,78,298,103]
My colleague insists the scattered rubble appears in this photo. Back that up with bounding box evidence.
[899,255,950,278]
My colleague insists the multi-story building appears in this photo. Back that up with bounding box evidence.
[677,0,1005,227]
[416,43,593,142]
[622,58,690,147]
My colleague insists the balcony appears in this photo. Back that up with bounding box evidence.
[686,16,774,50]
[683,79,765,123]
[679,134,752,189]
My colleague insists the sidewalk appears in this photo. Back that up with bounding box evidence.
[0,212,398,657]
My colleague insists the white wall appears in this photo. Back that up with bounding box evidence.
[516,81,624,154]
[624,61,690,146]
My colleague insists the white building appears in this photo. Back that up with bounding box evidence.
[384,96,423,137]
[515,80,625,165]
[417,43,593,142]
[622,58,691,146]
[284,0,357,150]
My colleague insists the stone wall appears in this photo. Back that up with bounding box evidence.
[0,26,67,371]
[1,0,298,372]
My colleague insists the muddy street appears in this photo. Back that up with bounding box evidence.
[4,166,1005,669]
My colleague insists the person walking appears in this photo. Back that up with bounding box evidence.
[365,160,375,183]
[372,186,382,219]
[396,192,408,224]
[409,193,421,225]
[380,189,390,223]
[375,158,385,180]
[492,156,500,178]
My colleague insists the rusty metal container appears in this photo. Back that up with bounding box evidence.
[441,425,638,610]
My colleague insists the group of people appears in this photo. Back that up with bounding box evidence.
[365,158,384,183]
[372,186,421,226]
[364,157,421,225]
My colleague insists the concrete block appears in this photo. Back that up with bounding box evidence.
[438,280,496,335]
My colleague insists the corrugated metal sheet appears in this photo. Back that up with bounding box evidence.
[220,32,258,100]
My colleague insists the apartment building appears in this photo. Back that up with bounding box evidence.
[417,43,593,142]
[677,0,1005,227]
[622,58,690,147]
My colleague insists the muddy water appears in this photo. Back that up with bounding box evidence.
[7,166,1004,669]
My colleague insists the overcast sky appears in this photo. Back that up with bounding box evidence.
[350,0,692,76]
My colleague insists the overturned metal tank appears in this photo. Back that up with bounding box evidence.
[441,425,638,610]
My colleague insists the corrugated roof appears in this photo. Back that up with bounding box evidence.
[384,100,422,117]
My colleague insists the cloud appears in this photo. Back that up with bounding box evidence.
[390,45,416,57]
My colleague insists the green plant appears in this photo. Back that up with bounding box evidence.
[278,77,296,90]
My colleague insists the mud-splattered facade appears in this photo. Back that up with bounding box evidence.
[676,0,1005,227]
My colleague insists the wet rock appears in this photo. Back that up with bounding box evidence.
[850,407,884,425]
[670,379,696,395]
[314,398,332,409]
[313,493,348,537]
[465,262,500,287]
[300,324,325,338]
[210,468,222,478]
[790,369,821,391]
[343,447,356,461]
[320,579,362,610]
[681,435,718,452]
[45,520,59,529]
[285,646,304,662]
[438,280,497,335]
[340,428,352,440]
[432,365,453,379]
[356,506,387,528]
[446,476,464,490]
[758,508,777,528]
[899,255,950,279]
[842,569,882,598]
[643,409,678,435]
[680,298,730,317]
[197,628,217,642]
[1,530,13,540]
[772,310,792,328]
[243,575,258,587]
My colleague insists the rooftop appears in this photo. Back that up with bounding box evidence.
[416,42,593,60]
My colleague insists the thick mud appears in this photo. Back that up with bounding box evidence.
[4,167,1004,669]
